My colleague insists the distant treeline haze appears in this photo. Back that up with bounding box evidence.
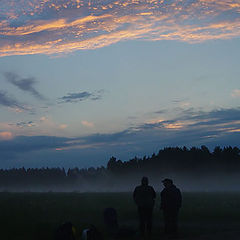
[1,146,240,191]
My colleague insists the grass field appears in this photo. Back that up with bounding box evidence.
[1,192,240,240]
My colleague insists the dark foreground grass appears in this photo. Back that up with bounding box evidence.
[0,192,240,239]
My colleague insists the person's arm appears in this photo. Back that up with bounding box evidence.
[177,189,182,209]
[133,187,137,203]
[152,187,156,199]
[160,191,164,210]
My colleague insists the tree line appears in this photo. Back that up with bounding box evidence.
[0,146,239,191]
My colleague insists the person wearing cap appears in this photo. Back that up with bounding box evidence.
[160,178,182,237]
[133,177,156,239]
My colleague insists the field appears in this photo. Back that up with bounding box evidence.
[1,192,240,240]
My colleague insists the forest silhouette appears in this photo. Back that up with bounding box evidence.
[0,145,239,191]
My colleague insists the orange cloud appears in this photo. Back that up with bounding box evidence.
[59,124,68,129]
[0,131,13,140]
[55,142,104,151]
[0,0,240,56]
[163,123,184,129]
[146,119,165,124]
[228,129,240,133]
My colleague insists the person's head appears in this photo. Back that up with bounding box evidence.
[162,178,173,188]
[141,176,149,186]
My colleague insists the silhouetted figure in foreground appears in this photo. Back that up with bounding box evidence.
[104,207,136,239]
[160,179,182,237]
[104,208,119,237]
[133,177,156,239]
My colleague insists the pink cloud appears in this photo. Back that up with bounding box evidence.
[231,89,240,98]
[0,131,13,140]
[81,120,94,128]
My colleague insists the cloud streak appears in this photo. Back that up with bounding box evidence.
[0,107,240,168]
[4,72,45,100]
[13,121,35,128]
[0,0,240,56]
[0,91,25,110]
[59,90,103,103]
[1,107,240,155]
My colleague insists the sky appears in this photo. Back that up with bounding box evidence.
[0,0,240,169]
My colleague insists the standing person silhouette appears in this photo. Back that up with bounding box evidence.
[160,178,182,237]
[133,177,156,239]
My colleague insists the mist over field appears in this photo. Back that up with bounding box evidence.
[0,146,239,192]
[1,168,240,193]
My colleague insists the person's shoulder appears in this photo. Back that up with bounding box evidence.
[176,187,181,194]
[173,185,181,191]
[172,186,181,195]
[134,185,142,190]
[161,188,167,194]
[149,185,155,191]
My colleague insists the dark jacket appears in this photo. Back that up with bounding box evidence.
[160,185,182,211]
[133,185,156,208]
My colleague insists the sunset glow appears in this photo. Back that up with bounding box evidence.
[1,0,240,56]
[0,0,239,168]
